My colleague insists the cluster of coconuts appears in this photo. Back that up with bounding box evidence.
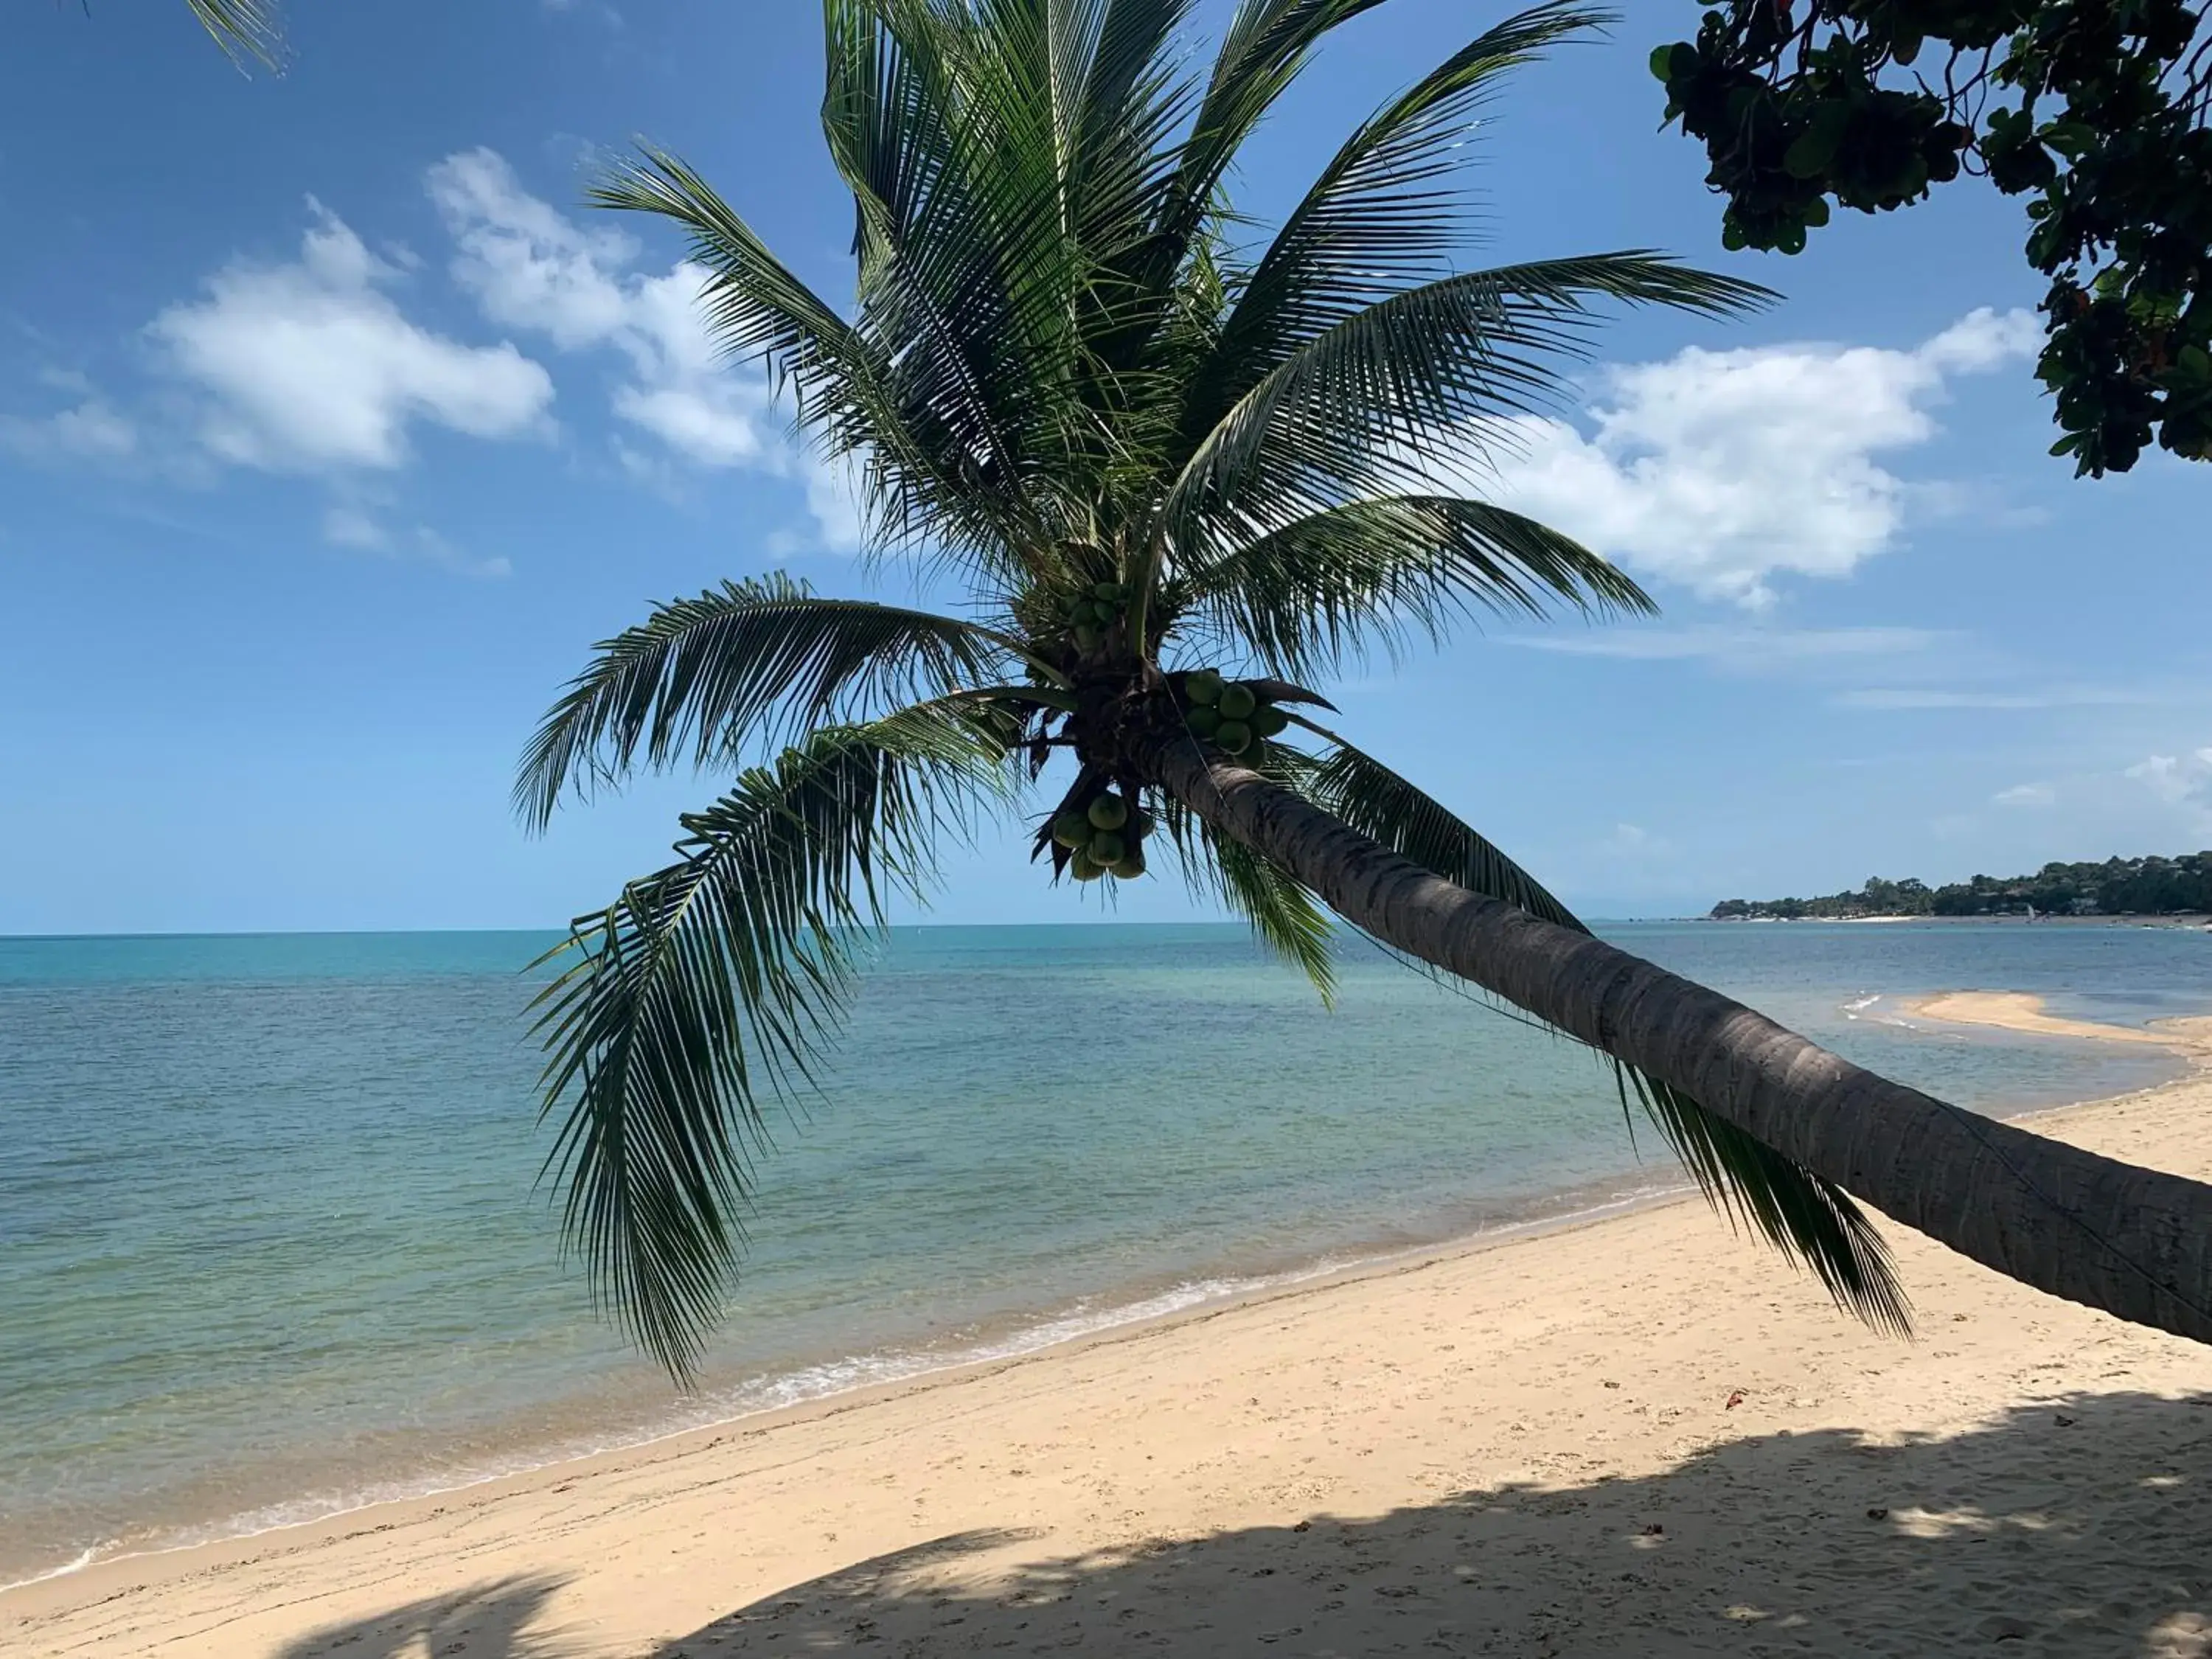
[1051,789,1154,882]
[1061,581,1126,653]
[1177,668,1290,757]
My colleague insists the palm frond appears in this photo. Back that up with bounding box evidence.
[1140,0,1389,284]
[1152,740,1339,999]
[188,0,283,68]
[591,149,1022,568]
[1211,832,1338,1002]
[1159,254,1773,554]
[821,0,1096,554]
[1301,737,1585,931]
[1630,1069,1910,1334]
[531,697,1027,1379]
[516,576,1034,831]
[1299,733,1907,1331]
[1189,4,1607,431]
[1166,495,1653,679]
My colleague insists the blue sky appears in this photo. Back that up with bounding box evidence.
[2,0,2207,935]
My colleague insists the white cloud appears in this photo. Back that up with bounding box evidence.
[2127,748,2212,805]
[321,500,509,577]
[1,391,138,463]
[426,149,857,551]
[148,204,554,473]
[1992,782,2056,808]
[1837,686,2168,711]
[2125,748,2212,835]
[1508,624,1945,668]
[321,502,388,549]
[1481,307,2039,608]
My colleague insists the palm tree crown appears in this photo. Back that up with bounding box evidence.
[521,0,1909,1380]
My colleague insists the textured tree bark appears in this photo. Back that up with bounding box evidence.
[1141,731,2212,1346]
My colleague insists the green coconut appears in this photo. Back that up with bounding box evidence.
[1074,624,1102,652]
[1069,848,1105,881]
[1110,847,1147,880]
[1088,831,1127,866]
[1185,705,1221,739]
[1183,668,1224,706]
[1087,793,1130,830]
[1051,809,1091,849]
[1216,682,1258,721]
[1214,720,1252,754]
[1093,580,1121,600]
[1251,704,1290,738]
[1091,599,1119,625]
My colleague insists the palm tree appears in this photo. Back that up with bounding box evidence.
[521,0,2212,1380]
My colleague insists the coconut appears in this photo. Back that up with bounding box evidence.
[1074,624,1101,652]
[1185,705,1221,739]
[1183,668,1224,706]
[1213,720,1251,754]
[1216,683,1258,720]
[1051,809,1091,849]
[1088,831,1127,866]
[1091,599,1119,625]
[1110,848,1147,880]
[1087,793,1130,830]
[1093,580,1120,600]
[1251,704,1290,738]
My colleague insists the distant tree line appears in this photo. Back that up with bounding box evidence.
[1711,852,2212,919]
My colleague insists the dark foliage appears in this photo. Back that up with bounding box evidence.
[1652,0,2212,474]
[1712,849,2212,917]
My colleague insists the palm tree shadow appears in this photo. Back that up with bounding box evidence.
[272,1573,572,1659]
[651,1391,2211,1658]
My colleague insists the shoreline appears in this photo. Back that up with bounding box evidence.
[8,987,2184,1600]
[1707,912,2212,928]
[0,1170,1707,1596]
[9,995,2211,1655]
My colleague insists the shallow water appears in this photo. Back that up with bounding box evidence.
[1,919,2205,1585]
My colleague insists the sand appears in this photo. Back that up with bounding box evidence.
[1907,990,2197,1048]
[7,998,2211,1658]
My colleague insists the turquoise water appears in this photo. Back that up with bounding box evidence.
[2,919,2208,1585]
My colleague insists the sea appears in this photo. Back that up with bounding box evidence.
[4,919,2210,1589]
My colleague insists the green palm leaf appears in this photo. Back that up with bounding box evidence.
[1159,772,1340,1001]
[1167,495,1655,679]
[1211,833,1338,1003]
[1160,254,1773,555]
[515,575,1040,830]
[188,0,282,67]
[1300,734,1907,1332]
[532,697,1027,1379]
[591,150,1025,569]
[1189,4,1607,429]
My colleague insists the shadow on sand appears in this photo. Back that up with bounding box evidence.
[272,1573,571,1659]
[279,1391,2211,1658]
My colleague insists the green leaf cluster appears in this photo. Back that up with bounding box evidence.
[1652,0,2212,474]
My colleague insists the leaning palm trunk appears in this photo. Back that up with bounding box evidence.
[521,0,2212,1380]
[1145,730,2212,1345]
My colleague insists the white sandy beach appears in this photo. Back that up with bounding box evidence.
[5,997,2210,1658]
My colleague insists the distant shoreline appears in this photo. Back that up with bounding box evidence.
[1702,912,2212,929]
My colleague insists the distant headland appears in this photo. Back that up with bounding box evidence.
[1711,852,2212,921]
